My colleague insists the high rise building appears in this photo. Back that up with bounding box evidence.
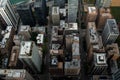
[86,22,105,62]
[102,19,119,45]
[18,25,31,40]
[96,0,112,8]
[34,0,47,26]
[89,53,108,75]
[65,34,80,75]
[97,8,112,30]
[19,41,42,73]
[52,6,60,25]
[86,7,98,22]
[68,0,78,22]
[17,4,36,27]
[54,0,65,8]
[0,69,34,80]
[112,69,120,80]
[0,0,18,30]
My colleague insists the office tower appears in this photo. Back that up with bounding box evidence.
[18,25,31,40]
[34,0,47,26]
[102,19,119,45]
[97,8,112,30]
[65,34,80,75]
[110,60,118,74]
[54,0,65,8]
[86,22,105,62]
[86,7,98,22]
[0,69,34,80]
[106,43,120,60]
[86,22,98,50]
[68,0,78,22]
[19,41,42,73]
[0,0,18,30]
[113,69,120,80]
[52,6,60,25]
[0,26,15,54]
[8,46,20,68]
[96,0,112,8]
[89,53,108,74]
[17,4,36,27]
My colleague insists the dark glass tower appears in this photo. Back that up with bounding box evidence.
[17,4,36,27]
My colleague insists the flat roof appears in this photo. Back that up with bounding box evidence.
[52,7,59,15]
[0,69,26,78]
[19,41,32,56]
[94,53,107,66]
[88,7,97,13]
[0,26,13,48]
[65,59,80,69]
[107,19,119,34]
[36,34,44,44]
[66,23,78,30]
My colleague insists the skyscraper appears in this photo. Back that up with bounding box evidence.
[34,0,47,26]
[112,69,120,80]
[89,53,108,75]
[0,0,18,30]
[102,19,119,45]
[54,0,65,8]
[68,0,78,22]
[96,0,112,8]
[17,4,36,27]
[19,41,42,73]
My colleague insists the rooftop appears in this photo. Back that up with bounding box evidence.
[88,7,97,13]
[65,23,78,30]
[65,59,80,69]
[88,22,98,44]
[52,44,61,50]
[52,7,59,15]
[0,26,13,48]
[0,69,27,79]
[107,19,119,34]
[59,8,66,17]
[36,34,44,44]
[9,46,20,67]
[19,41,32,56]
[72,36,80,56]
[19,25,31,32]
[94,53,107,66]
